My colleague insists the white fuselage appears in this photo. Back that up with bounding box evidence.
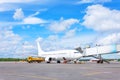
[37,41,82,62]
[38,50,82,61]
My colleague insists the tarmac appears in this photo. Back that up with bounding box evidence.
[0,62,120,80]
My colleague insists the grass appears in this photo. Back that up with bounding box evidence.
[0,58,26,61]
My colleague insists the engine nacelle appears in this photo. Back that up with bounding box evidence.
[45,57,52,63]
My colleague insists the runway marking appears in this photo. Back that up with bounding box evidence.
[85,72,102,76]
[84,71,109,76]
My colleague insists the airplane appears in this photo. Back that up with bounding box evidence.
[36,39,120,64]
[36,41,83,63]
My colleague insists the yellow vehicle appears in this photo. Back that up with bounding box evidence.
[27,56,45,63]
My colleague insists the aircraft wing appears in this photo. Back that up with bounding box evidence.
[84,44,120,56]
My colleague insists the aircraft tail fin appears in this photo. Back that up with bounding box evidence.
[36,41,44,56]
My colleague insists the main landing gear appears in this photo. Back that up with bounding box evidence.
[57,60,61,63]
[92,55,110,64]
[63,57,67,63]
[97,60,103,64]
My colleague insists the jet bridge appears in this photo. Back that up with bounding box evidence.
[80,44,120,63]
[85,44,120,56]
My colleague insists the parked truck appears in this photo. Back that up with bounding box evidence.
[27,56,45,63]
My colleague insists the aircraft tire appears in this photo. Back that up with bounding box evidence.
[97,60,100,63]
[57,60,61,63]
[47,61,50,63]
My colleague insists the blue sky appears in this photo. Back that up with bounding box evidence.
[0,0,120,58]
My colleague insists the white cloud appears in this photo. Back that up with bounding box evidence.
[49,18,79,33]
[0,0,54,4]
[21,41,37,56]
[0,26,22,57]
[47,35,58,41]
[0,0,36,11]
[23,17,47,24]
[82,4,120,32]
[22,25,30,29]
[63,29,76,38]
[76,0,111,4]
[41,29,78,50]
[13,8,25,20]
[36,37,43,42]
[0,0,51,12]
[0,22,21,26]
[36,33,97,51]
[96,33,120,45]
[21,9,47,24]
[0,26,37,58]
[30,9,47,17]
[30,11,40,17]
[0,0,35,4]
[0,9,47,26]
[0,8,47,26]
[0,4,17,12]
[77,0,94,4]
